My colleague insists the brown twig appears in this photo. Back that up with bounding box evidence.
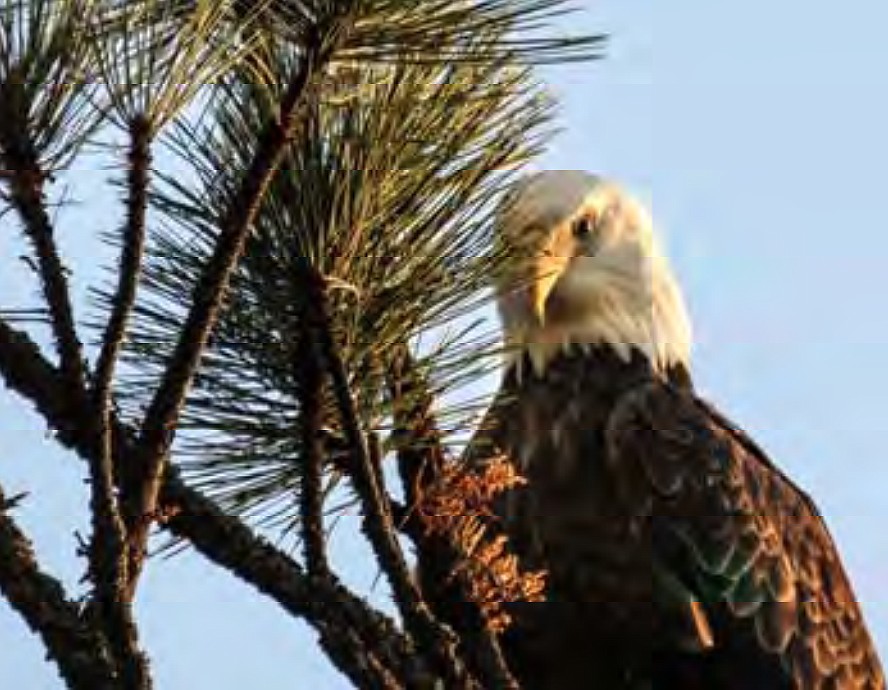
[0,485,118,690]
[124,24,341,593]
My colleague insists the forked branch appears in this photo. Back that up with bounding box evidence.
[0,318,433,687]
[88,114,155,688]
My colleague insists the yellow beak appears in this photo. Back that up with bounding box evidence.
[530,253,569,324]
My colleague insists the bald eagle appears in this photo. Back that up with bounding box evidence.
[462,172,885,689]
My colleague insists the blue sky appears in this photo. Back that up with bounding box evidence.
[2,2,886,687]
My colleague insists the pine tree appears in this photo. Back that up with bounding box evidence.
[0,1,602,687]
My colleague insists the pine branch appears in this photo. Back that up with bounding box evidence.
[0,134,86,396]
[123,51,555,531]
[0,2,605,685]
[0,160,134,686]
[317,625,402,690]
[307,276,476,688]
[125,9,351,590]
[0,318,432,687]
[160,466,436,688]
[88,0,267,608]
[389,349,518,690]
[293,289,330,577]
[93,116,152,409]
[89,115,153,689]
[0,321,150,688]
[0,485,119,690]
[0,0,101,395]
[0,0,103,170]
[389,349,448,513]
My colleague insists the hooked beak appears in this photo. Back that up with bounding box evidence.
[530,251,570,324]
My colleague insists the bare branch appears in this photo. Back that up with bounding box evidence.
[0,485,119,690]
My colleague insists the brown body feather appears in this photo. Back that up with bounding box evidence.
[460,346,885,690]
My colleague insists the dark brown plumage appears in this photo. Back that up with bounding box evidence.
[464,346,884,690]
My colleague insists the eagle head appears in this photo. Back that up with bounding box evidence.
[495,171,692,376]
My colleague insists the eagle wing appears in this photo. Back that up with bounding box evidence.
[606,380,885,689]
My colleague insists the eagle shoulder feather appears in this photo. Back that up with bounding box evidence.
[606,378,884,689]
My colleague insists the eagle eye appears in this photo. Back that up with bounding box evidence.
[572,213,598,240]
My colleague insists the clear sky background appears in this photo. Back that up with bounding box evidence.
[2,2,887,687]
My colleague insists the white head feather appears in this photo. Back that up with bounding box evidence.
[495,171,691,376]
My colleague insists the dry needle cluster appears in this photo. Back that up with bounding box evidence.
[416,455,547,633]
